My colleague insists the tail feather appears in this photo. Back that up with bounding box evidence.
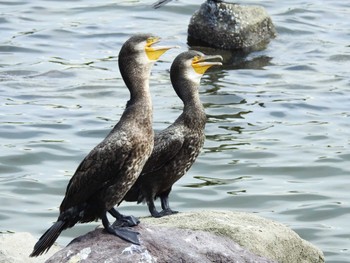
[30,220,66,257]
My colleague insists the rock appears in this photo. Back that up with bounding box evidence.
[47,225,275,263]
[188,1,276,51]
[47,210,324,263]
[0,231,61,263]
[142,211,325,263]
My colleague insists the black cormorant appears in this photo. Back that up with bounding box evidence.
[30,34,174,257]
[152,0,223,9]
[122,50,222,217]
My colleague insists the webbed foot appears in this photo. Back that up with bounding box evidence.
[102,214,140,245]
[109,208,140,227]
[151,208,178,218]
[162,208,178,215]
[107,225,140,245]
[113,215,140,227]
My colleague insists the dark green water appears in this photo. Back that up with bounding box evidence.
[1,1,349,262]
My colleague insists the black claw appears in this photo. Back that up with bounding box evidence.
[112,215,140,227]
[160,208,178,217]
[124,215,140,226]
[151,208,178,218]
[151,211,162,218]
[109,208,140,227]
[167,209,178,215]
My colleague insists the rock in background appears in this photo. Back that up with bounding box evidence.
[188,1,276,51]
[0,232,61,263]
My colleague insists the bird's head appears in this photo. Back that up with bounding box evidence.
[119,34,176,67]
[170,50,222,103]
[171,50,223,85]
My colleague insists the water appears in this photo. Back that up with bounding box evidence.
[1,0,349,262]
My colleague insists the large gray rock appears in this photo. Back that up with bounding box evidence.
[188,1,276,51]
[47,210,324,263]
[1,211,324,263]
[47,224,276,263]
[0,232,61,263]
[142,211,324,263]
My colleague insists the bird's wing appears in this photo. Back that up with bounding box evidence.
[141,127,184,174]
[60,137,131,210]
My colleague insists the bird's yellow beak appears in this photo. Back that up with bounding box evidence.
[145,37,176,61]
[192,55,223,74]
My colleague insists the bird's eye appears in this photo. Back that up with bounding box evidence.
[192,55,201,63]
[147,37,154,44]
[146,37,158,47]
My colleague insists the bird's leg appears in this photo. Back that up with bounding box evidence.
[102,213,140,245]
[159,191,178,216]
[147,192,178,218]
[109,207,140,227]
[147,198,163,218]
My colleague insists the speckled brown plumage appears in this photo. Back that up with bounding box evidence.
[123,51,219,217]
[30,34,158,257]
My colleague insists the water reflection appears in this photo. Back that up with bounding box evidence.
[190,45,273,69]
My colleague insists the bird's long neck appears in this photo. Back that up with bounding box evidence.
[118,55,153,126]
[184,95,206,124]
[174,78,206,127]
[120,58,152,103]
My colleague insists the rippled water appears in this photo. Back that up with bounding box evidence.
[1,1,349,262]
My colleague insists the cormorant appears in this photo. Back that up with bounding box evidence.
[152,0,223,9]
[30,34,174,257]
[122,50,222,217]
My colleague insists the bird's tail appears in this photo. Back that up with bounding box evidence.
[30,220,67,257]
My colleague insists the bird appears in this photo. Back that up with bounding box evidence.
[122,50,222,217]
[30,34,175,257]
[152,0,223,9]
